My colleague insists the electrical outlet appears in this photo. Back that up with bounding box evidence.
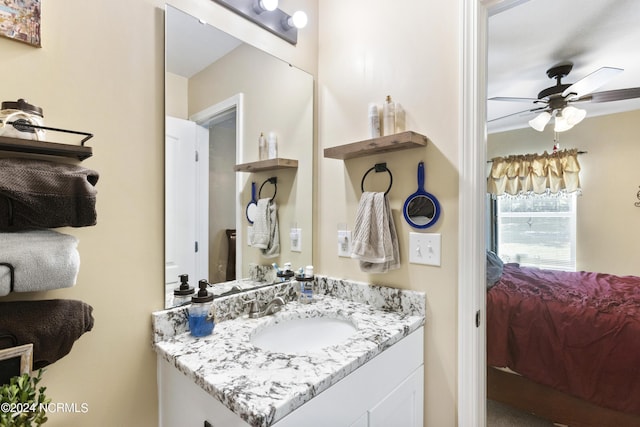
[338,230,352,257]
[290,228,302,252]
[409,232,441,266]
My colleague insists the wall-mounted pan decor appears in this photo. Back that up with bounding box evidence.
[403,161,441,229]
[0,1,41,47]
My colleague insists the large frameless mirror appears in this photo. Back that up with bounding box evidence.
[164,4,314,308]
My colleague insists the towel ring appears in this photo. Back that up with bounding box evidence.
[361,163,393,195]
[259,177,277,201]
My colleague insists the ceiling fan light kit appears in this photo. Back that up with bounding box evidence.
[490,62,640,132]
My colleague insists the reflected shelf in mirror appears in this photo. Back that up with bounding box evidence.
[234,157,298,172]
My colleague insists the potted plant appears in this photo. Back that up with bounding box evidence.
[0,369,50,426]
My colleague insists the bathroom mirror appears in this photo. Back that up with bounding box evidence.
[164,4,314,308]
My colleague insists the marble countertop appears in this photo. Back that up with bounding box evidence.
[153,276,425,427]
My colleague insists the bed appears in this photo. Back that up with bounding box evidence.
[486,256,640,426]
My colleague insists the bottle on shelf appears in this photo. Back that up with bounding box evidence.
[258,132,267,160]
[382,95,396,136]
[267,132,278,159]
[368,103,381,138]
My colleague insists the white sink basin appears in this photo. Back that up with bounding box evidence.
[250,317,358,354]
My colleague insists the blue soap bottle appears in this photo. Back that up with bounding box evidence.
[188,280,215,337]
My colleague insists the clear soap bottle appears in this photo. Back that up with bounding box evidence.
[383,95,396,136]
[188,280,215,337]
[258,132,267,160]
[172,273,195,307]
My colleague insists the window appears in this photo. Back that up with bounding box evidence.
[491,193,577,271]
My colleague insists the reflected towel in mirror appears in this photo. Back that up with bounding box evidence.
[250,198,280,258]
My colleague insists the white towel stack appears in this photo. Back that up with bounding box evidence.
[0,229,80,297]
[351,192,400,273]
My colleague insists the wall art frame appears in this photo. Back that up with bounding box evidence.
[0,0,41,47]
[0,344,33,386]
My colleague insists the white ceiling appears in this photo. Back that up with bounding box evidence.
[487,0,640,133]
[166,5,242,78]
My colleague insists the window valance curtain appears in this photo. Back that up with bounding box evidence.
[487,148,581,197]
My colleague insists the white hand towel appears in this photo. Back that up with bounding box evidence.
[261,200,280,258]
[250,198,272,249]
[351,192,400,273]
[0,229,80,296]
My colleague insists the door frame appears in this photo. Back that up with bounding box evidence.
[190,93,245,282]
[459,1,524,425]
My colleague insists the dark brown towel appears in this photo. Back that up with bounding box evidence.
[0,158,99,230]
[0,299,94,369]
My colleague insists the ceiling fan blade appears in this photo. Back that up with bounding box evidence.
[489,96,540,103]
[488,106,546,123]
[574,87,640,103]
[562,67,623,98]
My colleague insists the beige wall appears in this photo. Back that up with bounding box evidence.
[488,110,640,277]
[317,1,461,425]
[165,72,188,119]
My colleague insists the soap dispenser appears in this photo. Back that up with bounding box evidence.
[173,274,195,307]
[188,280,215,337]
[296,265,315,304]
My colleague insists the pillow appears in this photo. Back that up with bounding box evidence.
[486,250,504,289]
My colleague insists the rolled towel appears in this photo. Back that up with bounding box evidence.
[0,299,94,369]
[0,158,99,230]
[0,230,80,297]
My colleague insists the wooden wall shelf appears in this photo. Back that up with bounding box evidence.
[323,131,428,160]
[234,158,298,173]
[0,136,93,160]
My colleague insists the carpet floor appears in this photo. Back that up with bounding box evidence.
[487,399,556,426]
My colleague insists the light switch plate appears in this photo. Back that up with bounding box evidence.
[290,228,302,252]
[338,230,352,257]
[409,232,441,266]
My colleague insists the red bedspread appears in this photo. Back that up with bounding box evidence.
[487,264,640,415]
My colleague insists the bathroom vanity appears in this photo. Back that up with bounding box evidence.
[153,276,425,427]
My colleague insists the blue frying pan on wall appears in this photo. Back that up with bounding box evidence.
[246,181,258,224]
[403,161,441,229]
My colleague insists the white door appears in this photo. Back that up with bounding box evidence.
[165,116,209,286]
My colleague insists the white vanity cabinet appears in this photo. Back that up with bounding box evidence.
[158,326,424,427]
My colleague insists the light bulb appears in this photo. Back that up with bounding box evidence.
[562,105,586,126]
[528,111,551,132]
[554,114,573,132]
[288,11,308,29]
[259,0,278,11]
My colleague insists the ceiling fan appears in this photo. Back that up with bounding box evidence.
[489,62,640,132]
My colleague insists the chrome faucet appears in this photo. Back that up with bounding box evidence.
[244,296,286,318]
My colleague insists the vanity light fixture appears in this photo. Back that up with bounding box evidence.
[211,0,307,45]
[256,0,278,12]
[284,10,308,29]
[528,105,587,133]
